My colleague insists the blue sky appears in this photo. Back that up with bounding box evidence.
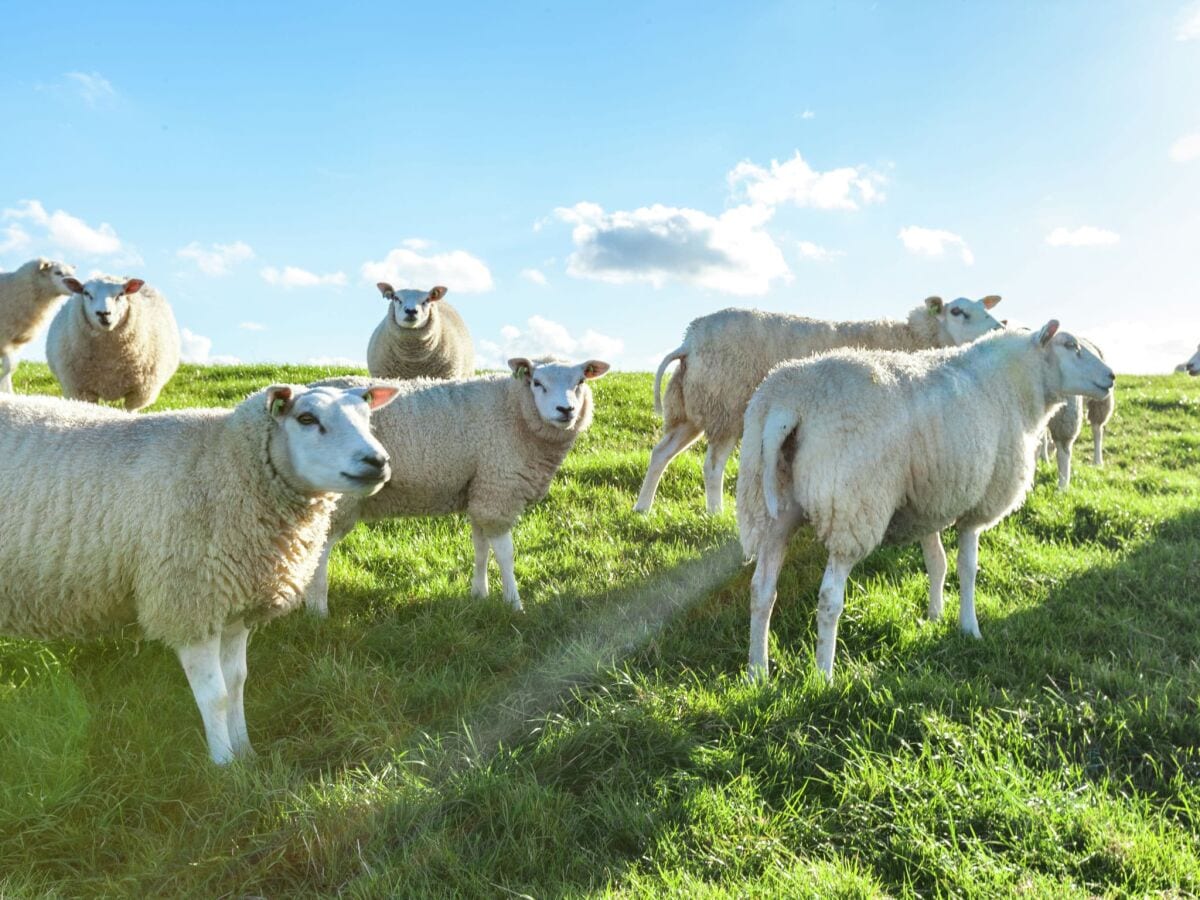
[2,1,1198,372]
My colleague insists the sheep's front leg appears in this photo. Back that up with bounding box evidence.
[488,531,523,612]
[219,619,253,758]
[920,532,947,621]
[815,557,853,681]
[633,421,702,513]
[747,529,789,680]
[1055,441,1073,491]
[177,635,235,765]
[703,434,738,515]
[1092,426,1104,467]
[305,537,335,617]
[0,353,13,393]
[956,527,983,639]
[470,522,490,599]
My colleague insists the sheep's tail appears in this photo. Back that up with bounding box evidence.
[737,393,800,559]
[652,346,687,417]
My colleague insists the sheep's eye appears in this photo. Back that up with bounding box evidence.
[532,380,543,389]
[297,413,319,426]
[950,307,963,317]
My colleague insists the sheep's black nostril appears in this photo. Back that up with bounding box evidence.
[361,453,387,470]
[556,405,574,415]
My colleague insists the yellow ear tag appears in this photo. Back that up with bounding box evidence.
[514,366,529,380]
[270,398,287,417]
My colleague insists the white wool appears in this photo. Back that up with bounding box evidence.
[0,258,74,392]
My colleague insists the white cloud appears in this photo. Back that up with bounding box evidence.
[554,201,791,295]
[238,321,266,331]
[1085,318,1200,373]
[0,223,30,255]
[1169,133,1200,162]
[360,246,494,292]
[260,265,347,288]
[306,355,365,368]
[401,237,432,250]
[476,315,625,369]
[520,267,548,285]
[1177,3,1200,40]
[64,71,116,107]
[898,225,975,265]
[797,240,844,262]
[1045,226,1120,247]
[177,240,255,276]
[179,328,240,365]
[800,110,815,120]
[2,199,126,257]
[727,151,886,210]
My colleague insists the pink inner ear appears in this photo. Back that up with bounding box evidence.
[364,386,400,410]
[123,279,145,295]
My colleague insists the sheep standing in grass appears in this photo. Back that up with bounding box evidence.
[1185,346,1200,375]
[46,275,181,410]
[1040,338,1115,488]
[307,357,609,616]
[367,283,474,380]
[0,258,75,392]
[636,295,1004,515]
[0,383,399,764]
[737,322,1114,680]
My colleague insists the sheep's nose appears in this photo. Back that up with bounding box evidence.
[360,453,387,470]
[556,405,574,416]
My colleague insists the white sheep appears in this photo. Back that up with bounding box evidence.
[1040,338,1115,488]
[367,283,475,380]
[1184,345,1200,375]
[307,357,609,616]
[0,258,75,392]
[46,275,181,410]
[635,295,1004,515]
[0,383,400,764]
[737,321,1114,680]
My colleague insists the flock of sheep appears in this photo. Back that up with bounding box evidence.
[0,255,1194,765]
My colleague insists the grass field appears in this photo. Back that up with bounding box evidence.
[2,362,1199,897]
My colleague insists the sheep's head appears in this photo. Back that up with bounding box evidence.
[36,258,76,296]
[926,295,1003,345]
[64,276,143,332]
[377,283,447,330]
[1033,321,1115,401]
[508,357,610,430]
[1187,344,1200,377]
[266,384,400,496]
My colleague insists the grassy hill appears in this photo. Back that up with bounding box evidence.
[2,362,1199,897]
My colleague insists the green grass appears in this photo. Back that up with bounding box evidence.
[3,363,1199,897]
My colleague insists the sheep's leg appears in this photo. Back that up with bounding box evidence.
[470,521,490,599]
[1055,442,1073,491]
[633,421,703,513]
[219,619,253,758]
[956,527,983,639]
[815,557,852,681]
[488,531,522,612]
[0,353,13,393]
[920,532,947,621]
[1092,425,1104,467]
[305,537,336,617]
[177,635,235,765]
[1037,432,1051,464]
[703,434,738,515]
[748,530,789,680]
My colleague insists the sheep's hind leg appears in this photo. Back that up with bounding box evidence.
[0,353,13,392]
[633,421,703,513]
[703,433,738,515]
[920,532,947,621]
[748,526,789,680]
[488,531,523,612]
[470,522,490,599]
[177,635,235,765]
[219,619,253,758]
[956,526,983,639]
[1055,441,1074,491]
[815,556,853,681]
[1092,425,1104,467]
[305,538,336,617]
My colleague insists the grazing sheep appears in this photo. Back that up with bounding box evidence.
[46,275,181,410]
[1040,338,1115,487]
[635,295,1004,515]
[1185,346,1200,375]
[367,283,475,380]
[737,321,1114,680]
[307,357,609,616]
[0,383,400,763]
[0,258,75,392]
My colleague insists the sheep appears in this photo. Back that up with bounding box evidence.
[306,356,610,616]
[1184,345,1200,375]
[367,283,475,380]
[46,274,181,410]
[737,321,1114,680]
[1039,338,1115,488]
[635,295,1004,515]
[0,383,400,764]
[0,258,75,392]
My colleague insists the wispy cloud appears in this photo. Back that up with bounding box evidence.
[1169,133,1200,162]
[1045,226,1120,247]
[477,315,625,369]
[179,328,240,365]
[64,71,117,107]
[554,201,791,295]
[1177,2,1200,40]
[0,223,30,255]
[520,268,548,285]
[898,225,975,265]
[360,245,493,292]
[238,321,266,331]
[260,265,347,288]
[797,240,844,262]
[800,109,816,120]
[178,240,255,276]
[728,151,885,210]
[2,199,129,258]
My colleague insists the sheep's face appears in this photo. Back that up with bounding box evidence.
[64,277,143,332]
[267,384,400,496]
[1187,345,1200,376]
[509,357,610,429]
[1035,321,1115,401]
[377,283,448,330]
[926,295,1003,345]
[36,259,76,296]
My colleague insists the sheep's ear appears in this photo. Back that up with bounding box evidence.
[982,294,1001,309]
[63,277,85,294]
[925,296,944,316]
[121,279,145,296]
[38,259,51,272]
[361,385,400,410]
[266,385,294,418]
[376,282,395,298]
[582,360,610,380]
[1033,320,1059,348]
[508,357,534,382]
[427,286,448,302]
